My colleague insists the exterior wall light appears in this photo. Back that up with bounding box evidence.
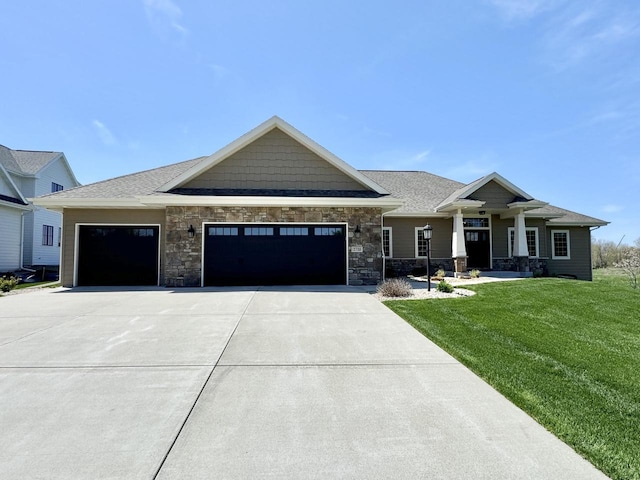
[188,225,195,238]
[354,225,361,236]
[423,224,433,291]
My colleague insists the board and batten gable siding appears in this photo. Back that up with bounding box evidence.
[468,181,519,209]
[61,209,166,287]
[182,128,368,191]
[546,226,593,281]
[0,205,22,271]
[382,217,452,259]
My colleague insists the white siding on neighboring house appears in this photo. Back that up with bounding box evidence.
[0,205,22,271]
[24,157,77,266]
[31,207,62,265]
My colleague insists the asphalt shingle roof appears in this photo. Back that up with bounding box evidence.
[36,156,607,225]
[0,145,61,175]
[360,170,464,214]
[38,157,206,199]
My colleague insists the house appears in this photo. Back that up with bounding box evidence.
[0,145,80,272]
[32,117,607,288]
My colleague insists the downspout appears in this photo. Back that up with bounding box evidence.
[20,210,36,272]
[381,211,386,281]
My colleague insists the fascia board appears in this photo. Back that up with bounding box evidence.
[547,220,610,227]
[158,116,389,195]
[507,200,549,209]
[382,212,450,218]
[436,199,485,212]
[139,194,404,209]
[0,199,32,210]
[30,197,145,209]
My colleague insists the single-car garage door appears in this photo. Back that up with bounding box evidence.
[204,224,346,286]
[77,225,160,286]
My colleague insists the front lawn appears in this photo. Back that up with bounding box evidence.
[385,270,639,480]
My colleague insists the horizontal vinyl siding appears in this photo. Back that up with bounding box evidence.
[546,227,593,280]
[0,205,22,271]
[62,209,166,287]
[31,208,62,266]
[382,217,452,259]
[35,158,77,196]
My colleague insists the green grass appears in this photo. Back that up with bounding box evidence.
[385,269,640,480]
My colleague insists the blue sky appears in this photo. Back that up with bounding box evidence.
[2,0,639,244]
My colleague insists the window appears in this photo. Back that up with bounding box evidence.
[51,182,63,192]
[132,228,155,237]
[463,218,489,228]
[58,227,62,247]
[508,227,539,257]
[314,227,344,236]
[382,227,392,258]
[42,225,54,246]
[415,227,429,257]
[244,227,274,236]
[208,227,238,236]
[280,227,309,236]
[552,230,571,259]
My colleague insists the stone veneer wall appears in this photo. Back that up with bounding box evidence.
[164,206,383,287]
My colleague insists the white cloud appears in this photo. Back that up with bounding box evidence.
[601,204,623,213]
[143,0,188,36]
[92,120,117,146]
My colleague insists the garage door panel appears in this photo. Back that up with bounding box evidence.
[204,224,346,286]
[77,226,159,286]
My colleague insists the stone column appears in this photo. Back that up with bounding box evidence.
[452,210,467,276]
[513,210,529,272]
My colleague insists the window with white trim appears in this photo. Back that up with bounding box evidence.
[382,227,392,258]
[508,227,539,257]
[415,227,429,258]
[552,230,571,259]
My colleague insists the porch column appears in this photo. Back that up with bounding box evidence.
[452,210,467,275]
[513,210,529,272]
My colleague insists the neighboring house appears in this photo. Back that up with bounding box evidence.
[33,117,607,288]
[0,145,80,271]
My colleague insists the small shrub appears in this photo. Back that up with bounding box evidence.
[435,268,446,278]
[436,280,454,293]
[377,278,413,297]
[470,269,481,279]
[0,275,20,293]
[533,269,544,278]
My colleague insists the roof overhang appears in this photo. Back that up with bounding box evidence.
[436,199,485,213]
[158,116,389,195]
[32,195,405,213]
[499,200,550,219]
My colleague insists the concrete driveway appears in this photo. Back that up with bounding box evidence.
[0,286,607,479]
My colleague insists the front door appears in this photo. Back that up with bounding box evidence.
[465,230,490,269]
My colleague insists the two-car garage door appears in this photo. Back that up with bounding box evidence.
[76,223,347,286]
[203,223,346,286]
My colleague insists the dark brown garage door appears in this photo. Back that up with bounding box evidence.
[77,226,159,286]
[203,224,346,286]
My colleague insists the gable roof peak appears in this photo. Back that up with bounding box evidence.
[158,116,389,194]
